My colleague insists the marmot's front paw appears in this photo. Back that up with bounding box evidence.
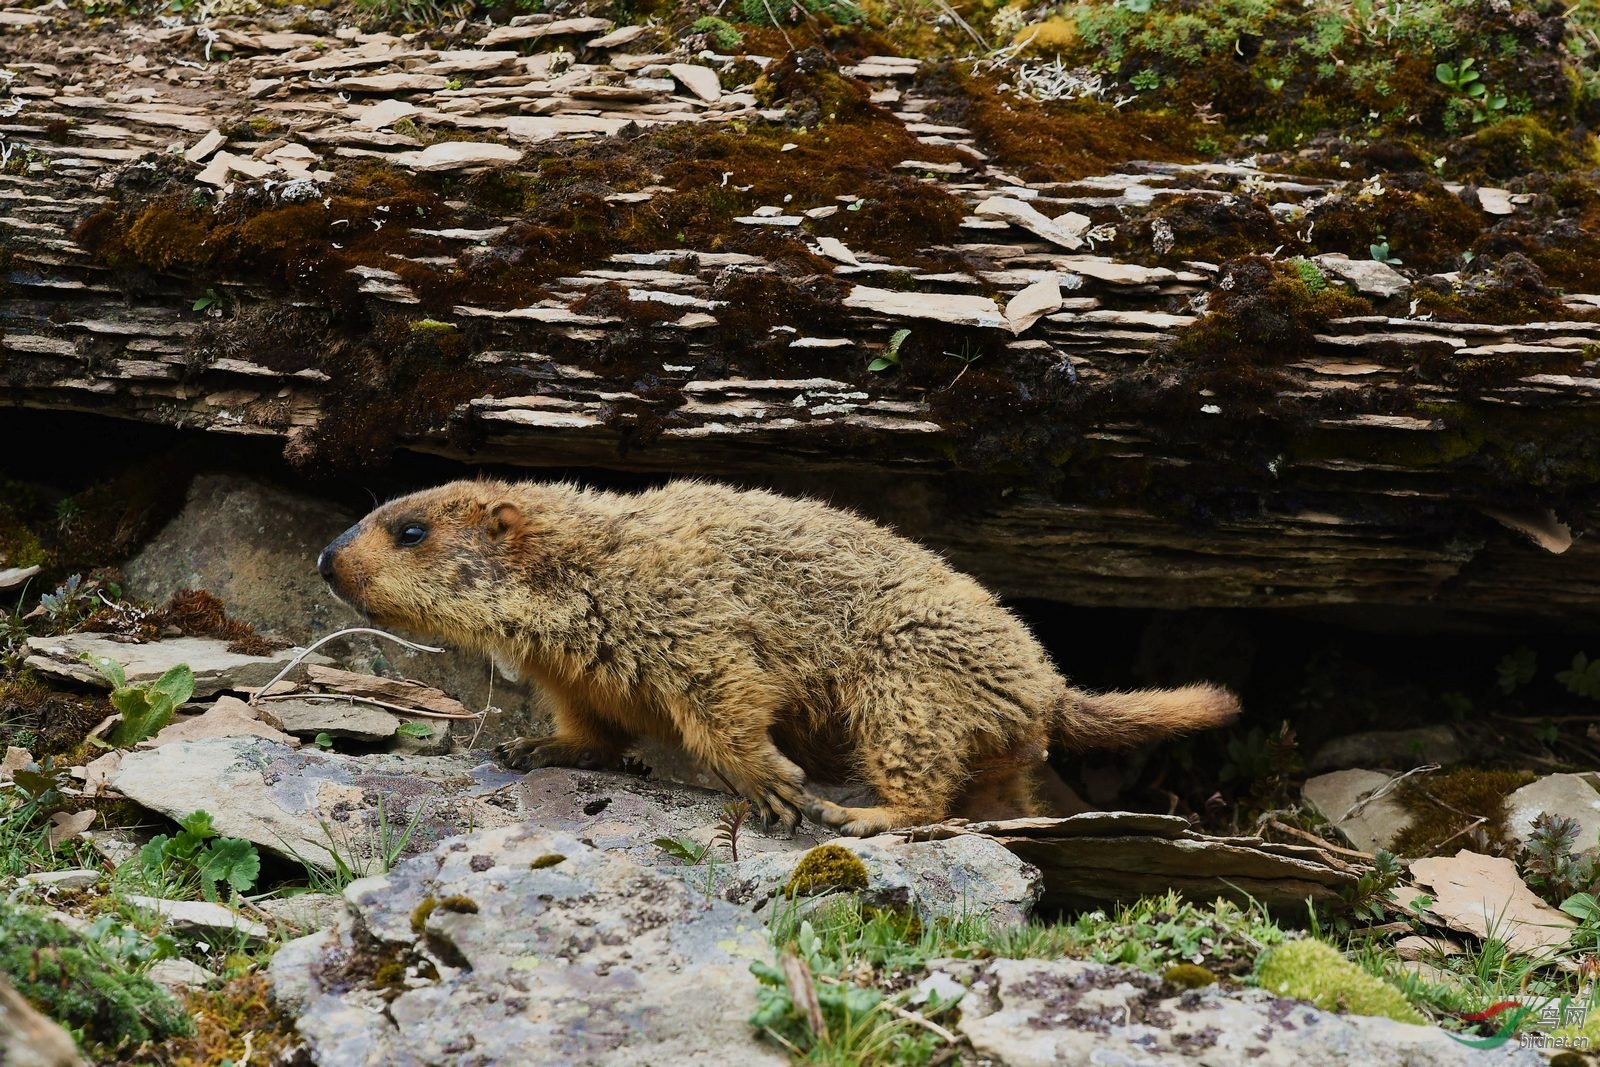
[740,777,809,837]
[496,736,616,772]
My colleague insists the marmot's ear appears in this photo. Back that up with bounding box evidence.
[487,501,524,542]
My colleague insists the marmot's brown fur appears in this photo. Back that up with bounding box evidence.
[319,480,1240,835]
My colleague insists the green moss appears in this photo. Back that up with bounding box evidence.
[436,894,479,915]
[409,895,438,933]
[689,15,742,51]
[1450,115,1592,181]
[0,899,191,1053]
[783,844,870,896]
[1389,767,1536,857]
[529,853,566,869]
[1163,962,1217,989]
[1255,939,1424,1024]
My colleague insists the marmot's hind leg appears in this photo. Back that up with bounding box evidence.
[806,689,965,836]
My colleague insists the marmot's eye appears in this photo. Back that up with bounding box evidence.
[396,523,428,547]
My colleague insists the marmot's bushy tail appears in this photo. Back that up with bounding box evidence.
[1056,683,1240,751]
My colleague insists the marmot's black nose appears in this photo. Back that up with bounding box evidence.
[317,546,336,583]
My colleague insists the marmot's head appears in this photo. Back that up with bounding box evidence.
[319,480,528,644]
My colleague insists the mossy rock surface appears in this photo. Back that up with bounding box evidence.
[1255,938,1424,1024]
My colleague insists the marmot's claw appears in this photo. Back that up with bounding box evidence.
[496,736,612,772]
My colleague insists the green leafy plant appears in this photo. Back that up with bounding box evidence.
[138,809,261,901]
[1369,237,1402,265]
[1435,57,1482,95]
[1290,256,1327,291]
[1557,652,1600,700]
[1497,647,1537,694]
[870,328,910,373]
[1518,812,1598,903]
[87,655,194,747]
[395,722,433,739]
[652,835,711,864]
[40,573,96,623]
[1329,849,1404,934]
[1130,67,1162,91]
[191,288,220,312]
[313,731,334,749]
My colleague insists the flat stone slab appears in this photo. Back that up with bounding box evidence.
[112,738,524,875]
[124,895,271,941]
[1309,725,1464,771]
[951,957,1539,1065]
[276,824,785,1067]
[1303,768,1412,854]
[24,633,323,698]
[268,698,400,741]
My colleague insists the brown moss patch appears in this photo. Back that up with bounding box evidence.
[0,676,106,758]
[1173,256,1371,366]
[1139,193,1289,265]
[1389,767,1537,858]
[918,66,1202,183]
[126,974,295,1067]
[1307,173,1481,274]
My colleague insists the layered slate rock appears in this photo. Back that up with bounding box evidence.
[23,633,321,697]
[3,8,1597,627]
[273,824,785,1067]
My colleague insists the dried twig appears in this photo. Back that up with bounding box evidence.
[254,692,479,721]
[781,948,827,1041]
[882,1000,960,1045]
[1264,818,1375,861]
[247,627,444,708]
[1344,764,1438,819]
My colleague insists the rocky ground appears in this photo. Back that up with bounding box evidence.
[5,0,1600,1063]
[0,473,1596,1065]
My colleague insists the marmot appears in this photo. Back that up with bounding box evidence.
[318,480,1239,835]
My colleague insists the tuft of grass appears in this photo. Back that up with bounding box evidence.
[751,890,1295,1063]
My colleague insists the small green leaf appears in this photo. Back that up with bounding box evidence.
[178,810,217,840]
[396,722,434,739]
[868,357,894,372]
[139,836,171,875]
[1561,892,1599,921]
[198,838,261,893]
[313,732,334,749]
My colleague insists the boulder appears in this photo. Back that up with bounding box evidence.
[275,824,786,1066]
[1504,772,1600,852]
[112,738,524,874]
[1308,726,1464,772]
[950,957,1539,1066]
